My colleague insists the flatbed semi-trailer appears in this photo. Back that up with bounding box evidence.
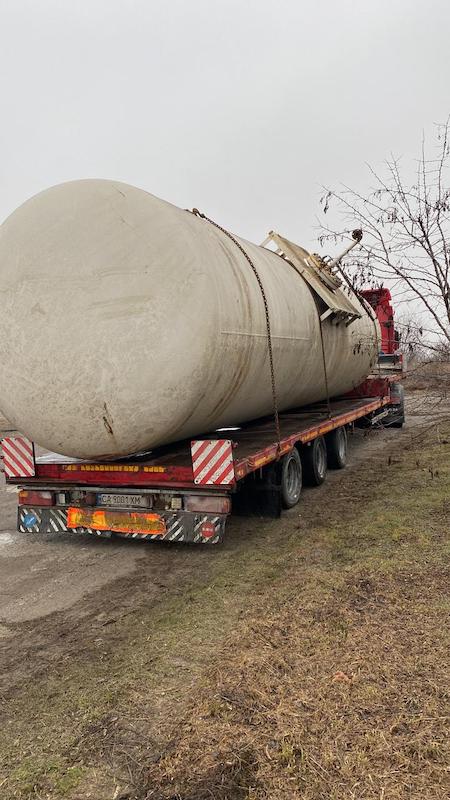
[1,371,404,545]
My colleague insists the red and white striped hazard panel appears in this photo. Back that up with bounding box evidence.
[1,436,35,478]
[191,439,235,486]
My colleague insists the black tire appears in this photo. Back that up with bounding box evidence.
[280,448,302,509]
[301,436,327,486]
[326,426,348,469]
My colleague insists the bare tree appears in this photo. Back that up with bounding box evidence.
[319,120,450,352]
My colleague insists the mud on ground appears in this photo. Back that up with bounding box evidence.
[0,391,449,799]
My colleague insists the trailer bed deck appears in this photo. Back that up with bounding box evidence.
[32,394,389,488]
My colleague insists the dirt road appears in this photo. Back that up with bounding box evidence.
[0,392,448,800]
[0,392,443,625]
[0,413,410,625]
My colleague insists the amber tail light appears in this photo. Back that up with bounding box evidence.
[19,490,54,507]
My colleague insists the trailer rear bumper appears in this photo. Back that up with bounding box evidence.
[18,506,226,544]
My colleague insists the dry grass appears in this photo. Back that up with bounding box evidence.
[142,430,450,800]
[143,568,450,800]
[404,359,450,392]
[0,411,449,799]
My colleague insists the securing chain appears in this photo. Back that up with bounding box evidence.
[317,312,332,419]
[192,209,282,452]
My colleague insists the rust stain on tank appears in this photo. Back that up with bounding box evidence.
[102,402,115,437]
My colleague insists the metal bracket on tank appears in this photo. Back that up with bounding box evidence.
[261,231,363,327]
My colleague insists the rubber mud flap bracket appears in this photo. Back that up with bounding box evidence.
[233,463,282,518]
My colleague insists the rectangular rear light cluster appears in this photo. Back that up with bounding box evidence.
[184,495,230,513]
[18,490,97,507]
[17,490,231,515]
[18,490,54,507]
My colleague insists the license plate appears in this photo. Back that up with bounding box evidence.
[67,507,166,535]
[97,493,148,508]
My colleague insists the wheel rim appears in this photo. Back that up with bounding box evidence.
[338,431,346,460]
[286,456,301,501]
[283,455,302,508]
[316,442,326,477]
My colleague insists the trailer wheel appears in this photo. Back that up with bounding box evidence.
[326,426,348,469]
[301,436,327,486]
[280,448,302,508]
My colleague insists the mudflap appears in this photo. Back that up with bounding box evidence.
[233,463,282,518]
[17,507,227,545]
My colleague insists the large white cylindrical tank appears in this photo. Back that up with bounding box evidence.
[0,180,379,459]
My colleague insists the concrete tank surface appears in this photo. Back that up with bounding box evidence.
[0,180,379,459]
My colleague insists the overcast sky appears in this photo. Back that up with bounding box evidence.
[1,0,449,253]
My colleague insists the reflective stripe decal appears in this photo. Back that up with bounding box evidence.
[1,437,35,478]
[191,439,234,485]
[18,507,225,544]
